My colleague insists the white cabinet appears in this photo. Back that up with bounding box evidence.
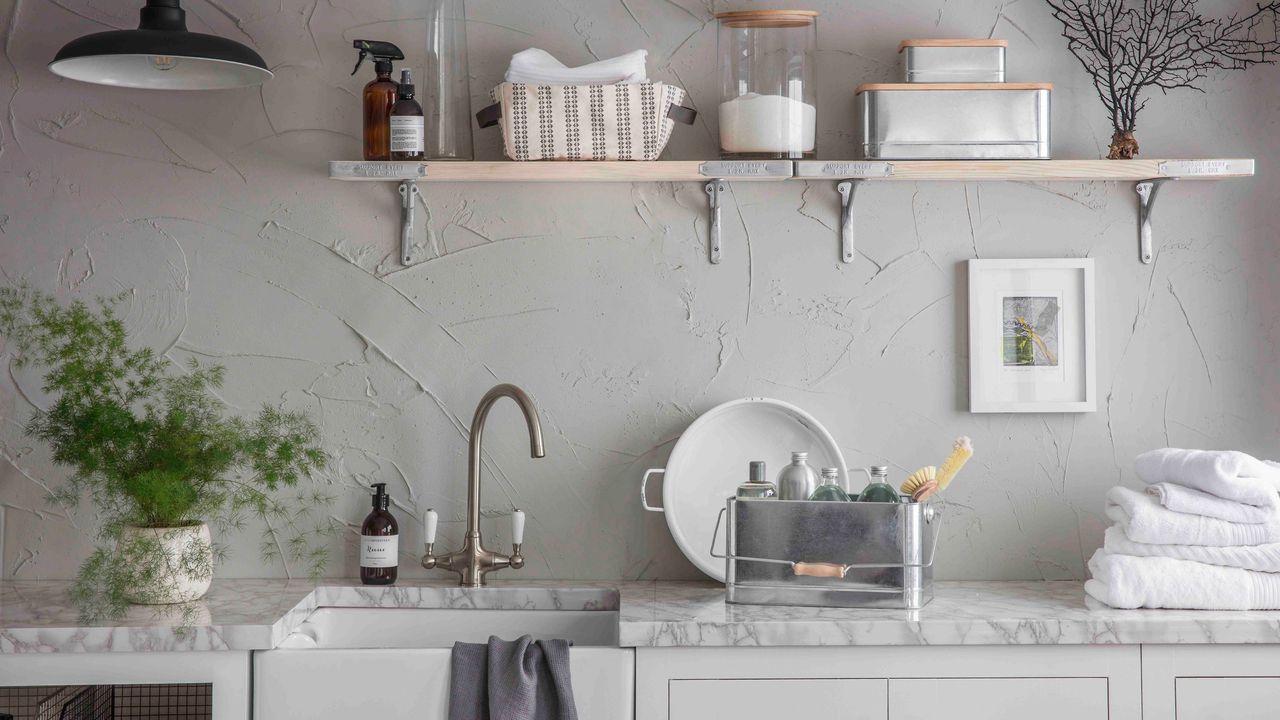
[889,678,1109,720]
[1175,677,1280,720]
[1143,645,1280,720]
[636,645,1141,720]
[669,679,886,720]
[0,651,251,720]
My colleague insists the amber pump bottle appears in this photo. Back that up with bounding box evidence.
[360,483,398,585]
[390,69,426,161]
[352,40,404,161]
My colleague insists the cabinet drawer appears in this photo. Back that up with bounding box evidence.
[889,678,1108,720]
[669,679,887,720]
[1176,677,1280,720]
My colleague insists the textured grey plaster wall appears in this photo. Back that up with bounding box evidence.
[0,0,1277,582]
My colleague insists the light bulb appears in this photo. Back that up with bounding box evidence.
[150,56,178,71]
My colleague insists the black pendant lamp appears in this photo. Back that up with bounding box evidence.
[48,0,271,90]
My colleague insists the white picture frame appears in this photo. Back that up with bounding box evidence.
[968,259,1096,413]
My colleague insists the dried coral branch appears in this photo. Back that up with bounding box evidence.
[1045,0,1280,157]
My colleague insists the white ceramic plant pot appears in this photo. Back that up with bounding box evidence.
[121,523,214,604]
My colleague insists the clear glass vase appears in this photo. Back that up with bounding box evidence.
[424,0,473,160]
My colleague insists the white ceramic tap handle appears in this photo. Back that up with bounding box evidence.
[512,509,525,546]
[424,509,438,546]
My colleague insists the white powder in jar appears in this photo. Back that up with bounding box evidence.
[718,92,816,154]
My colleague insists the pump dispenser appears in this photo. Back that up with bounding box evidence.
[360,482,399,585]
[352,40,405,161]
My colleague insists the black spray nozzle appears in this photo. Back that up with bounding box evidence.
[397,69,415,96]
[351,39,405,76]
[370,482,389,508]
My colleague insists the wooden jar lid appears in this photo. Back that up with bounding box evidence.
[716,9,818,28]
[898,38,1009,52]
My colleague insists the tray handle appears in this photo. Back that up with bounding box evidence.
[793,562,848,578]
[641,468,665,512]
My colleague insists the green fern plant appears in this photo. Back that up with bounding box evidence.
[0,286,333,622]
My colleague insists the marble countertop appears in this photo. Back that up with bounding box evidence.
[5,578,1280,653]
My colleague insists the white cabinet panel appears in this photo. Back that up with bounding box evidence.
[669,679,887,720]
[1175,677,1280,720]
[889,678,1108,720]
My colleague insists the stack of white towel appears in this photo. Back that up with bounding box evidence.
[1087,448,1280,610]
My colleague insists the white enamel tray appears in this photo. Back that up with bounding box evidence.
[641,397,849,582]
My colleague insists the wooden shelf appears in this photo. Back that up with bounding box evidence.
[794,158,1254,181]
[330,158,1253,183]
[328,160,792,182]
[329,158,1254,268]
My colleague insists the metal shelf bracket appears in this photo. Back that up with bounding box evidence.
[1135,178,1174,265]
[398,180,420,266]
[836,179,863,264]
[704,179,726,264]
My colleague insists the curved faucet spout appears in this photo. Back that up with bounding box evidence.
[467,384,544,536]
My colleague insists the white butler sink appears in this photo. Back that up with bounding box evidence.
[255,605,632,720]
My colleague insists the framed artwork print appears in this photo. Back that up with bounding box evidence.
[968,258,1096,413]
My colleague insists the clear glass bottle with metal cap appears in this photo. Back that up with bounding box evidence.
[777,451,819,500]
[716,9,818,159]
[855,465,900,503]
[736,460,777,499]
[808,467,851,501]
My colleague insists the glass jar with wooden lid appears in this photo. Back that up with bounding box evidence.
[716,9,818,159]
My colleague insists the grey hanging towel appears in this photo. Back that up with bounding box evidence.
[449,635,578,720]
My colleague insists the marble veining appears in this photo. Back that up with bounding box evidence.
[7,579,1280,653]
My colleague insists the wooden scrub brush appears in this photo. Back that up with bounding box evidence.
[901,436,975,502]
[900,466,937,498]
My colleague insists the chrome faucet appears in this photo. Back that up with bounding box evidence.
[421,384,544,586]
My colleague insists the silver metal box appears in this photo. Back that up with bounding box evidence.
[900,39,1007,83]
[716,497,940,610]
[858,83,1052,159]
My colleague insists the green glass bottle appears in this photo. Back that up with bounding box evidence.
[809,467,851,501]
[856,465,900,503]
[736,460,777,499]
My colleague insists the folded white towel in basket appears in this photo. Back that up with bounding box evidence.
[1105,486,1280,546]
[1086,549,1280,610]
[1135,448,1280,506]
[1146,482,1280,524]
[1104,525,1280,573]
[505,48,649,84]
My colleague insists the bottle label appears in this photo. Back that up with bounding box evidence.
[389,116,424,153]
[360,534,398,568]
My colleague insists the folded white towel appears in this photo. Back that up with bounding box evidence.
[1105,486,1280,546]
[1085,549,1280,609]
[505,48,649,85]
[1135,448,1280,506]
[1104,525,1280,573]
[1146,482,1280,524]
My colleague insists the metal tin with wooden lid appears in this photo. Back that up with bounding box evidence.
[857,82,1051,160]
[900,38,1007,83]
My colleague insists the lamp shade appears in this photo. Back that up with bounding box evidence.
[48,0,271,90]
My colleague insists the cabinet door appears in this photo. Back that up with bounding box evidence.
[1175,677,1280,720]
[889,678,1108,720]
[669,679,887,720]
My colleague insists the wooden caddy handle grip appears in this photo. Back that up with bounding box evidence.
[792,562,847,578]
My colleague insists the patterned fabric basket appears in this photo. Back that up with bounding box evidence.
[476,82,696,161]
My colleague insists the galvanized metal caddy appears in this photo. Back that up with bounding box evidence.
[712,497,941,609]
